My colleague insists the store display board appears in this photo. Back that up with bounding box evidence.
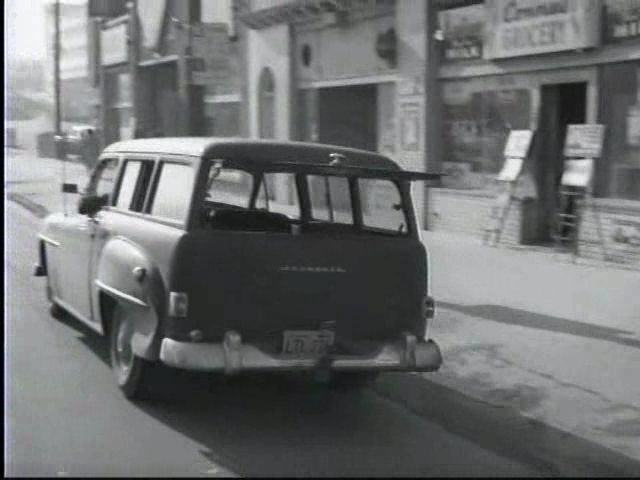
[564,124,606,158]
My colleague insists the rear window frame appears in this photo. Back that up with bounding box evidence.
[193,158,419,237]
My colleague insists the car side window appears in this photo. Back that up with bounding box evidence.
[115,161,142,210]
[308,175,353,224]
[149,162,195,223]
[114,160,154,212]
[89,158,119,200]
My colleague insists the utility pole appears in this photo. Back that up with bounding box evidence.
[53,0,62,137]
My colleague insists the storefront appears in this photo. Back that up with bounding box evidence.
[430,0,640,266]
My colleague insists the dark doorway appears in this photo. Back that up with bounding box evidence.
[534,82,587,243]
[317,85,377,151]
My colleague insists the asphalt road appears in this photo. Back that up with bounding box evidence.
[5,200,634,477]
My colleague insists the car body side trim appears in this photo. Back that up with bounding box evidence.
[39,234,61,247]
[94,280,149,308]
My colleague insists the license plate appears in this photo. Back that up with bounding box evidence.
[282,330,335,356]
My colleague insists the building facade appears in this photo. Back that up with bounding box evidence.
[238,0,640,267]
[86,0,639,267]
[90,0,245,147]
[237,0,437,217]
[430,0,640,266]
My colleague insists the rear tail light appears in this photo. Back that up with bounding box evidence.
[169,292,189,318]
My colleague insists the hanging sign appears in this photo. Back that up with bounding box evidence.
[137,0,167,51]
[503,129,534,158]
[438,4,485,61]
[604,0,640,42]
[101,22,128,66]
[564,124,606,158]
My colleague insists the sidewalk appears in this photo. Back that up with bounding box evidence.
[5,148,88,217]
[422,230,640,462]
[7,149,640,463]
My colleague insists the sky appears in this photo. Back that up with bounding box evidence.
[6,0,86,62]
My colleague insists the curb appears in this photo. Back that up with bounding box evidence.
[372,374,640,477]
[7,192,50,219]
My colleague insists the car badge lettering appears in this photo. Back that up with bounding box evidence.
[279,266,347,273]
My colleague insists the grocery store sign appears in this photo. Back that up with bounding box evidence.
[484,0,601,59]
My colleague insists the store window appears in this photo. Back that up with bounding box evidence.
[442,81,531,189]
[601,62,640,200]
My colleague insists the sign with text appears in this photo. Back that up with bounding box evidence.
[561,158,594,187]
[484,0,601,60]
[438,4,484,61]
[101,23,128,66]
[399,101,421,152]
[497,157,525,182]
[564,124,606,158]
[503,129,534,158]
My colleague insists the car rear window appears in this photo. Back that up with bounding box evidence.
[199,161,410,236]
[308,175,353,224]
[359,179,407,234]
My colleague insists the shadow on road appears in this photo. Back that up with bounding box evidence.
[57,311,640,477]
[438,302,640,350]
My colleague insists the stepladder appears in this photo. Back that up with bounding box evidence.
[484,179,519,246]
[553,164,607,262]
[554,185,586,259]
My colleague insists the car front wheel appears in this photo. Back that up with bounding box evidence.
[110,304,161,400]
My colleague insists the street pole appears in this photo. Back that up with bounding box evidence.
[53,0,68,215]
[423,0,443,230]
[54,0,61,136]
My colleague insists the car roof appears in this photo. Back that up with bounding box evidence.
[102,137,401,170]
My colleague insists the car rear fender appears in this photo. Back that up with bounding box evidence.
[93,236,167,361]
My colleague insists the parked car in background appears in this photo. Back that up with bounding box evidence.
[34,138,443,400]
[55,125,100,169]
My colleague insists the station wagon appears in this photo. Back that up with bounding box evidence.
[35,138,443,399]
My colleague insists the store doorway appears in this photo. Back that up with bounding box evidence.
[535,82,587,243]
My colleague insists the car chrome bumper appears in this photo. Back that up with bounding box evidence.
[159,331,442,374]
